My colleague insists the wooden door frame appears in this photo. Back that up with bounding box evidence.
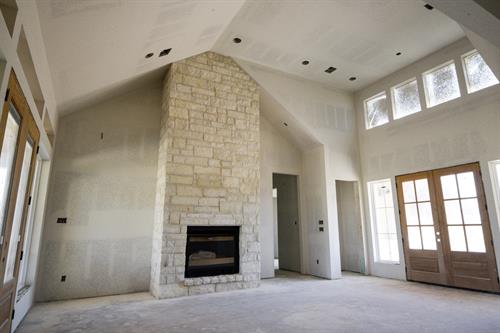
[0,70,40,332]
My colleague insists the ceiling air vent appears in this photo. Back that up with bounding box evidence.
[424,4,434,10]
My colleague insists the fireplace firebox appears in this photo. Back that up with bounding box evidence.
[185,226,240,278]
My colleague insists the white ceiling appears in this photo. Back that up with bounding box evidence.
[36,0,245,113]
[215,0,464,91]
[35,0,464,114]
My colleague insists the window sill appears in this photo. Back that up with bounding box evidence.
[374,261,400,265]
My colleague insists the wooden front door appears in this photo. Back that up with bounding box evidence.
[397,171,447,285]
[397,163,500,292]
[0,71,40,332]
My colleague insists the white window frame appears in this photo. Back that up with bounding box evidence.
[364,91,389,130]
[461,49,499,94]
[367,179,400,264]
[489,160,500,231]
[422,59,461,108]
[16,156,42,295]
[391,77,421,120]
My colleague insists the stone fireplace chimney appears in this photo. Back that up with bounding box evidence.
[150,52,260,298]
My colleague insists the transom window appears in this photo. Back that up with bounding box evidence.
[423,61,461,108]
[368,179,399,263]
[364,92,388,129]
[462,50,499,93]
[391,78,421,119]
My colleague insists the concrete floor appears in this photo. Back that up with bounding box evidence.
[18,271,500,333]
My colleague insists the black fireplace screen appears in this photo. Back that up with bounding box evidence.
[185,226,239,278]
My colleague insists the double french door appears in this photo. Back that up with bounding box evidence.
[396,163,500,292]
[0,71,39,332]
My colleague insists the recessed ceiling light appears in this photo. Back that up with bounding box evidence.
[145,52,154,59]
[302,60,310,65]
[349,77,357,81]
[233,37,242,44]
[325,67,337,73]
[159,48,172,57]
[424,4,434,10]
[396,52,402,56]
[283,122,288,127]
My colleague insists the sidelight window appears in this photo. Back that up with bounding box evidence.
[368,179,399,263]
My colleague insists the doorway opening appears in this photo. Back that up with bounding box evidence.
[336,180,365,274]
[272,173,300,273]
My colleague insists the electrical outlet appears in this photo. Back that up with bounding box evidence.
[61,275,66,282]
[57,218,67,224]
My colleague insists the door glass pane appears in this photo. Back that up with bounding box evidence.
[4,140,33,283]
[386,208,396,234]
[408,226,422,250]
[376,208,388,232]
[418,202,433,225]
[405,203,419,225]
[457,172,476,198]
[415,179,430,201]
[441,175,458,199]
[402,181,415,203]
[448,226,467,252]
[461,198,481,224]
[421,226,437,250]
[0,106,20,234]
[465,226,486,253]
[444,200,462,224]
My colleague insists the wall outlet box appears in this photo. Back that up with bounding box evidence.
[57,217,67,224]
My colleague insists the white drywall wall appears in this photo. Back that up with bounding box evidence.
[355,38,500,280]
[242,61,359,279]
[37,83,161,301]
[260,116,303,278]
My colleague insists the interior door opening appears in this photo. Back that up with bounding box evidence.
[272,173,300,273]
[396,162,499,292]
[336,180,365,274]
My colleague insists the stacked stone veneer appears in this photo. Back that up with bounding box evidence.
[150,52,260,298]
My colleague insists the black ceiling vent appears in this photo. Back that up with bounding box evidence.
[159,48,172,57]
[233,37,242,44]
[396,52,402,56]
[325,67,337,73]
[349,77,357,81]
[145,52,154,59]
[424,4,434,10]
[302,60,310,65]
